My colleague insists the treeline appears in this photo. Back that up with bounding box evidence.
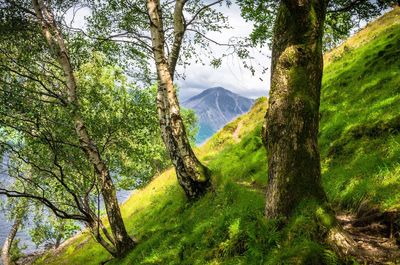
[0,0,396,264]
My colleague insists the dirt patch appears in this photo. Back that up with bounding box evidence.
[232,121,243,142]
[337,211,400,264]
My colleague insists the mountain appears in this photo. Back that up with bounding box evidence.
[182,87,255,144]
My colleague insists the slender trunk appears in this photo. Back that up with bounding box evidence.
[1,218,21,265]
[86,219,117,256]
[32,0,134,257]
[54,234,62,249]
[264,0,328,218]
[147,0,211,200]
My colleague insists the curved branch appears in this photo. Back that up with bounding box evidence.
[328,0,365,13]
[0,188,87,221]
[185,0,223,28]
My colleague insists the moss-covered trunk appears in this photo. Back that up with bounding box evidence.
[264,0,328,218]
[147,0,211,200]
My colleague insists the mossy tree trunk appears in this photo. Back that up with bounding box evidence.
[147,0,211,200]
[263,0,363,256]
[264,0,328,218]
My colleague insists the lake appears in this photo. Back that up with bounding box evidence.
[0,190,133,256]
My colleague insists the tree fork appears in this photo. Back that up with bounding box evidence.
[147,0,211,200]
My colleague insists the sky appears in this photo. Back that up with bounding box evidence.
[175,3,271,100]
[67,2,272,100]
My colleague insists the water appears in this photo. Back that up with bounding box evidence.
[0,190,133,255]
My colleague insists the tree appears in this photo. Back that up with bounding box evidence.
[146,0,212,200]
[240,0,393,217]
[0,0,164,257]
[238,0,395,255]
[86,0,246,200]
[1,218,21,265]
[1,199,28,265]
[32,0,135,256]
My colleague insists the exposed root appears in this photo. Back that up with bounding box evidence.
[335,212,400,264]
[327,225,359,257]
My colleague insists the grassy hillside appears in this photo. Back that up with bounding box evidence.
[35,7,400,265]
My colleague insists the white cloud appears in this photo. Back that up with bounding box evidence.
[177,2,272,100]
[64,2,272,100]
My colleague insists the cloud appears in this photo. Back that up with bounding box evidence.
[65,2,272,100]
[177,2,272,100]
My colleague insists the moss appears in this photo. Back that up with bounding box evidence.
[315,207,335,228]
[196,163,211,183]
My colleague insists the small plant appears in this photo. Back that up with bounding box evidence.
[10,238,27,263]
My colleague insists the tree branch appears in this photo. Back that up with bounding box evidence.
[185,0,223,28]
[327,0,365,13]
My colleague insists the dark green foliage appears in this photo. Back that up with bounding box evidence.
[237,0,395,50]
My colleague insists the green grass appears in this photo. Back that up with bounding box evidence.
[35,8,400,265]
[320,8,400,212]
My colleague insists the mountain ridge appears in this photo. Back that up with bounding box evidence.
[182,87,255,143]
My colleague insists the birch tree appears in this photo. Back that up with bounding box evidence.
[0,0,164,257]
[87,0,243,200]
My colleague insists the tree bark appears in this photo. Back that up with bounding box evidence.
[264,0,328,218]
[147,0,211,200]
[31,0,134,257]
[1,217,21,265]
[262,1,362,257]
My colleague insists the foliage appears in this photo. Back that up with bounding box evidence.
[10,238,27,263]
[29,209,80,248]
[181,107,199,146]
[237,0,396,50]
[0,2,167,248]
[86,0,232,78]
[34,8,400,264]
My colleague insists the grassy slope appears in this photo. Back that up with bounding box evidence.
[36,8,400,265]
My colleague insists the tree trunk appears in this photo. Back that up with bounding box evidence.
[32,0,134,257]
[264,0,328,218]
[86,218,118,256]
[147,0,211,200]
[1,217,21,265]
[263,0,361,257]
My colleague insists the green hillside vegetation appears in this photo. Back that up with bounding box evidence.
[35,8,400,265]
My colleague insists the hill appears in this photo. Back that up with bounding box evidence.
[33,7,400,265]
[182,87,255,144]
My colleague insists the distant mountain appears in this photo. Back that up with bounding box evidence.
[182,87,255,144]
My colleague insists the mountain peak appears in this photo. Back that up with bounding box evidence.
[182,87,255,144]
[186,87,230,101]
[207,86,228,92]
